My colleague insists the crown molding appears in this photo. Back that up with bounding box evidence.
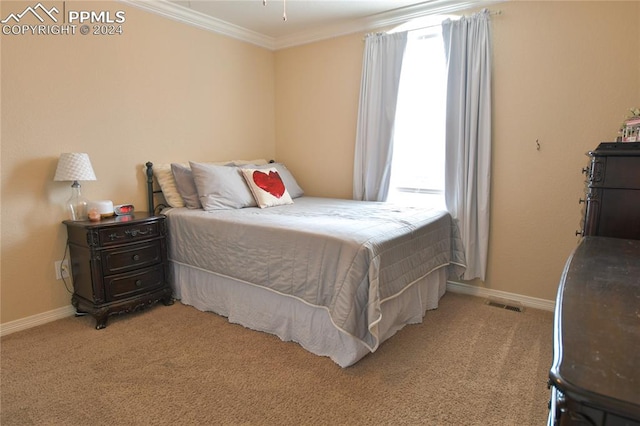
[119,0,277,49]
[274,0,500,50]
[119,0,502,51]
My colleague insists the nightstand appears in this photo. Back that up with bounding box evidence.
[63,212,173,329]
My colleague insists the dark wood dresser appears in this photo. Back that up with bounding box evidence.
[550,142,640,425]
[63,212,173,329]
[580,142,640,239]
[548,238,640,425]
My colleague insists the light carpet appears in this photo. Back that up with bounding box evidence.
[1,292,554,425]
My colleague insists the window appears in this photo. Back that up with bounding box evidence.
[387,24,447,208]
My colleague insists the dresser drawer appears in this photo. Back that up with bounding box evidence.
[104,265,166,302]
[598,157,640,189]
[101,241,163,275]
[97,220,162,247]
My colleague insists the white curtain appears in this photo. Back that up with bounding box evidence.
[442,10,492,281]
[353,32,408,201]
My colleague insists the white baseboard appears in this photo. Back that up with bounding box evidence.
[0,284,556,337]
[447,281,556,312]
[0,305,76,337]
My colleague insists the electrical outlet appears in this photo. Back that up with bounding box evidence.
[54,260,70,280]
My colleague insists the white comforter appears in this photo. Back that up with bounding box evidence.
[164,197,465,351]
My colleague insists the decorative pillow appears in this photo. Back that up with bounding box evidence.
[152,159,268,208]
[171,163,201,209]
[190,161,257,210]
[253,163,304,199]
[240,167,294,208]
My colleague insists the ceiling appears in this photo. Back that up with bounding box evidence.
[122,0,490,50]
[168,0,428,38]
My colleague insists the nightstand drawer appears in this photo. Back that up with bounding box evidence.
[102,241,163,275]
[98,221,161,247]
[105,265,165,301]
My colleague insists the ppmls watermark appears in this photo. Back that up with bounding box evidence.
[1,2,126,36]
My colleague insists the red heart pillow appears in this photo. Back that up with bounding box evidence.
[252,170,285,198]
[241,167,294,208]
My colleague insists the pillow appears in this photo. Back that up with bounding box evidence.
[152,158,269,208]
[153,162,188,208]
[253,163,304,199]
[231,159,270,166]
[190,161,257,210]
[240,167,294,208]
[171,163,201,209]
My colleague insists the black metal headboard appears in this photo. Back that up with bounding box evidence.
[145,159,276,215]
[145,162,167,215]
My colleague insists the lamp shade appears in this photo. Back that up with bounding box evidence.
[54,153,97,182]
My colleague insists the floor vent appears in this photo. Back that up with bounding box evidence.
[486,299,525,313]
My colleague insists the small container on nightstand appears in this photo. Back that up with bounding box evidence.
[63,212,173,329]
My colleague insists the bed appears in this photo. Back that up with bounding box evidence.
[145,160,466,367]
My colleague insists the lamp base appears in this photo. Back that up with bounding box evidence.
[66,181,89,221]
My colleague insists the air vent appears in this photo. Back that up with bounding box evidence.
[485,299,524,313]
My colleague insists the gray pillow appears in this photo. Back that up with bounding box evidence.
[189,161,257,210]
[171,163,201,209]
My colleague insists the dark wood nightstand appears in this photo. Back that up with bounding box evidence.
[63,212,173,329]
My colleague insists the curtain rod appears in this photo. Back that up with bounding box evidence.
[410,9,501,33]
[365,9,502,38]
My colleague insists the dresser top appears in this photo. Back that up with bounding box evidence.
[590,142,640,156]
[550,236,640,419]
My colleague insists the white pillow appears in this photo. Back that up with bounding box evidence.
[240,167,294,208]
[153,162,188,208]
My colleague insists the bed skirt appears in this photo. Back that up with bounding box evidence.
[170,261,447,367]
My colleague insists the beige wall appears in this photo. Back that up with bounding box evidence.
[483,1,638,299]
[2,1,639,326]
[275,1,640,301]
[275,34,364,199]
[1,1,275,323]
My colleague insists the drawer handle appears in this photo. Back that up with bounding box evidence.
[108,227,153,241]
[125,228,151,238]
[135,279,143,287]
[578,198,585,204]
[132,254,140,261]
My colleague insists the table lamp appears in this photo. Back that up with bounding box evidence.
[54,153,97,220]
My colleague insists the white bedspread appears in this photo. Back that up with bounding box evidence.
[164,197,465,351]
